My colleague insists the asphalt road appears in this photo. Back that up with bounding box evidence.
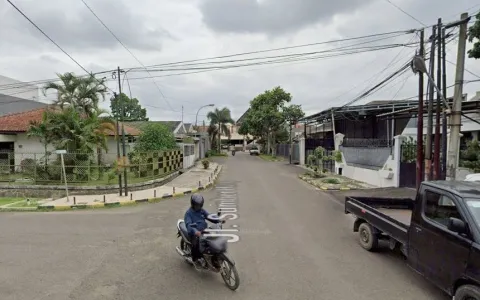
[0,152,448,300]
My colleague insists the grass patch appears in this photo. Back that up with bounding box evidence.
[322,178,341,184]
[9,198,41,207]
[0,197,27,206]
[259,154,284,162]
[0,171,176,187]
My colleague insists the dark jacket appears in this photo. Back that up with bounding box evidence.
[184,207,210,236]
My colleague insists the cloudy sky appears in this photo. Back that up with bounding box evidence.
[1,0,480,125]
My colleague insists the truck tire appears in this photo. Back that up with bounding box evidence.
[358,223,379,252]
[455,284,480,300]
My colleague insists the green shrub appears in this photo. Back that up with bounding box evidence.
[322,178,340,184]
[20,158,36,174]
[202,159,210,169]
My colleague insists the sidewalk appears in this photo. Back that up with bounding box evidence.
[39,162,222,209]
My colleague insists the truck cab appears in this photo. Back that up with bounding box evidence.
[408,181,480,298]
[345,181,480,299]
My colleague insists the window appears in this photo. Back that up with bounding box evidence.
[424,190,462,227]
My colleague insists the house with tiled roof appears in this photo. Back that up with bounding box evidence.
[126,120,187,139]
[0,107,141,166]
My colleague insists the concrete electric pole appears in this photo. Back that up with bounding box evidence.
[446,13,470,180]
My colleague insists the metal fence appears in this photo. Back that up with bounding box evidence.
[276,144,291,158]
[305,149,335,173]
[0,149,183,185]
[342,138,391,148]
[276,143,300,162]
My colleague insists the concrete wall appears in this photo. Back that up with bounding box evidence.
[339,146,392,170]
[334,134,403,188]
[178,143,195,169]
[3,134,127,167]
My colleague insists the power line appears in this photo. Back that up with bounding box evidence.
[138,42,416,73]
[80,0,175,112]
[0,28,420,91]
[383,0,427,26]
[6,0,96,78]
[125,42,417,81]
[128,29,420,70]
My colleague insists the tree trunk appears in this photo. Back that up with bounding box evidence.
[218,122,221,152]
[266,131,271,155]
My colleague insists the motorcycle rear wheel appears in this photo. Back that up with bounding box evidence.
[220,259,240,291]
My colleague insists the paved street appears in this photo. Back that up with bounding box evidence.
[0,152,448,300]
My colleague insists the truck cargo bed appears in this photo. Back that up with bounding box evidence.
[345,196,415,245]
[377,208,412,226]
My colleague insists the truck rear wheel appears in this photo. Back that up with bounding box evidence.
[455,284,480,300]
[358,223,379,251]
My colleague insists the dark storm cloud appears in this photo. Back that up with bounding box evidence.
[199,0,373,35]
[1,0,171,52]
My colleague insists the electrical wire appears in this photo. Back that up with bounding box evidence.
[5,0,111,94]
[124,42,417,81]
[0,28,419,91]
[127,29,420,70]
[79,0,176,112]
[383,0,427,26]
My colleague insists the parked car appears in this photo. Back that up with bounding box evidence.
[465,174,480,182]
[345,181,480,299]
[249,145,260,156]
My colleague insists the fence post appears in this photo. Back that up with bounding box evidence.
[393,135,406,187]
[299,137,305,165]
[34,153,37,184]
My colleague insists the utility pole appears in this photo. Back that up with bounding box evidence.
[416,29,425,190]
[117,66,128,195]
[441,27,448,180]
[434,18,442,180]
[425,25,436,181]
[289,121,293,164]
[181,106,184,123]
[447,13,470,180]
[114,92,123,196]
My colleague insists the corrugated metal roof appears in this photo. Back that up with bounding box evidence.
[0,94,48,117]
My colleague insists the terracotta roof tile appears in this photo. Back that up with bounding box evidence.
[0,107,46,132]
[0,107,140,136]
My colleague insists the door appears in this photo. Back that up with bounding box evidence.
[409,189,472,294]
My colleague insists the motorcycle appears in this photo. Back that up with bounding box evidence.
[232,150,236,156]
[175,212,240,291]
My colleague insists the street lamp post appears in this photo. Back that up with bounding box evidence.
[195,104,215,128]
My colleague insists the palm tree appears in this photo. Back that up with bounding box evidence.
[207,107,234,151]
[27,111,55,169]
[44,72,107,116]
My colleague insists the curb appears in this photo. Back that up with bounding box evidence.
[318,186,351,191]
[1,165,223,212]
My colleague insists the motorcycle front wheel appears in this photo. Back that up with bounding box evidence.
[220,259,240,291]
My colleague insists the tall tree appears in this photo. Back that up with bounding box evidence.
[44,72,107,116]
[468,11,480,59]
[244,87,292,155]
[110,93,149,121]
[134,123,178,152]
[207,107,234,151]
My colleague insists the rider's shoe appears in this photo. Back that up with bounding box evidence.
[193,259,203,270]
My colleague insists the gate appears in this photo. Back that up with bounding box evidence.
[399,143,417,188]
[292,143,300,163]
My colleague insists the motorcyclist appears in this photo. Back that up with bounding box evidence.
[184,193,210,269]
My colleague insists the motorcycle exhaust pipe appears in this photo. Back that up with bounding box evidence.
[175,246,185,256]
